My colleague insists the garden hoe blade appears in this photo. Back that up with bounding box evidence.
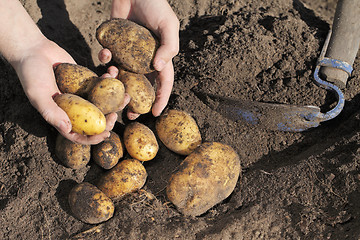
[194,91,322,132]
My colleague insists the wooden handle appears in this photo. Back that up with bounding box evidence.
[320,0,360,89]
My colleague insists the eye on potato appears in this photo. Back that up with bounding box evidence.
[96,159,147,200]
[92,131,124,170]
[123,122,159,161]
[118,69,155,115]
[55,134,91,169]
[54,93,106,135]
[166,142,241,216]
[88,78,125,115]
[96,18,160,74]
[54,63,99,97]
[68,182,115,224]
[156,109,202,155]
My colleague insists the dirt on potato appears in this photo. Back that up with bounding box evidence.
[1,0,360,239]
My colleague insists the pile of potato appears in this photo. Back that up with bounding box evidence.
[53,18,242,224]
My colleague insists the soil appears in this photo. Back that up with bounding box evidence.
[1,0,360,239]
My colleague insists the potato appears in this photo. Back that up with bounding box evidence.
[96,18,159,74]
[55,134,91,169]
[166,142,241,216]
[156,109,202,155]
[54,93,106,135]
[118,69,155,114]
[88,78,125,115]
[68,182,115,224]
[123,122,159,161]
[54,63,99,97]
[92,131,124,169]
[96,159,147,200]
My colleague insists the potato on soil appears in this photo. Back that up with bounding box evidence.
[92,131,124,170]
[54,63,99,97]
[96,18,159,74]
[166,142,241,216]
[54,93,106,135]
[68,182,115,224]
[96,159,147,200]
[118,69,155,114]
[123,122,159,161]
[55,134,90,169]
[88,78,125,115]
[156,109,202,155]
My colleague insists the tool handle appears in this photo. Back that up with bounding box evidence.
[320,0,360,89]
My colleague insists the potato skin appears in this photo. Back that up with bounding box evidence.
[54,63,99,97]
[92,131,124,170]
[156,109,202,155]
[166,142,241,216]
[68,182,115,224]
[118,69,155,114]
[96,18,159,74]
[54,93,106,135]
[96,159,147,200]
[123,122,159,161]
[55,134,91,169]
[87,78,125,115]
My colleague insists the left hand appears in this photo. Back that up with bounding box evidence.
[98,0,180,120]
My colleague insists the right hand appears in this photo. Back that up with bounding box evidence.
[12,39,128,144]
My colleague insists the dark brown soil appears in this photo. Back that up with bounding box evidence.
[1,0,360,239]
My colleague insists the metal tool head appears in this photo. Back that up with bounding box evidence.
[194,91,322,132]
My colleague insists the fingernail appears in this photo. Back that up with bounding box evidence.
[154,59,166,71]
[58,121,70,133]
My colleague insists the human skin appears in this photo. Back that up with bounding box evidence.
[0,0,129,145]
[99,0,180,120]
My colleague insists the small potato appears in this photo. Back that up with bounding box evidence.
[54,93,106,135]
[54,63,99,97]
[55,134,91,169]
[92,131,124,170]
[123,122,159,161]
[96,18,159,74]
[118,69,155,114]
[156,109,202,155]
[96,159,147,200]
[68,182,115,224]
[166,142,241,216]
[87,78,126,115]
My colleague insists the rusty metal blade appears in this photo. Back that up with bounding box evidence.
[195,92,322,132]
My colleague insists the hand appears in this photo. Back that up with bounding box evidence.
[99,0,180,120]
[13,39,130,144]
[0,0,129,145]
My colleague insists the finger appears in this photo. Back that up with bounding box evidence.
[98,48,112,64]
[152,61,174,117]
[111,0,131,19]
[153,20,179,71]
[127,110,140,120]
[107,66,119,78]
[119,93,131,111]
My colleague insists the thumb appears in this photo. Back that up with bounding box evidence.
[32,94,72,134]
[153,23,179,71]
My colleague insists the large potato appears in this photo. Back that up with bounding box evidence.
[88,78,125,115]
[54,63,99,97]
[96,18,159,74]
[118,69,155,114]
[54,93,106,135]
[166,142,241,216]
[96,159,147,200]
[68,182,115,224]
[92,131,124,170]
[123,122,159,161]
[55,134,91,169]
[156,109,202,155]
